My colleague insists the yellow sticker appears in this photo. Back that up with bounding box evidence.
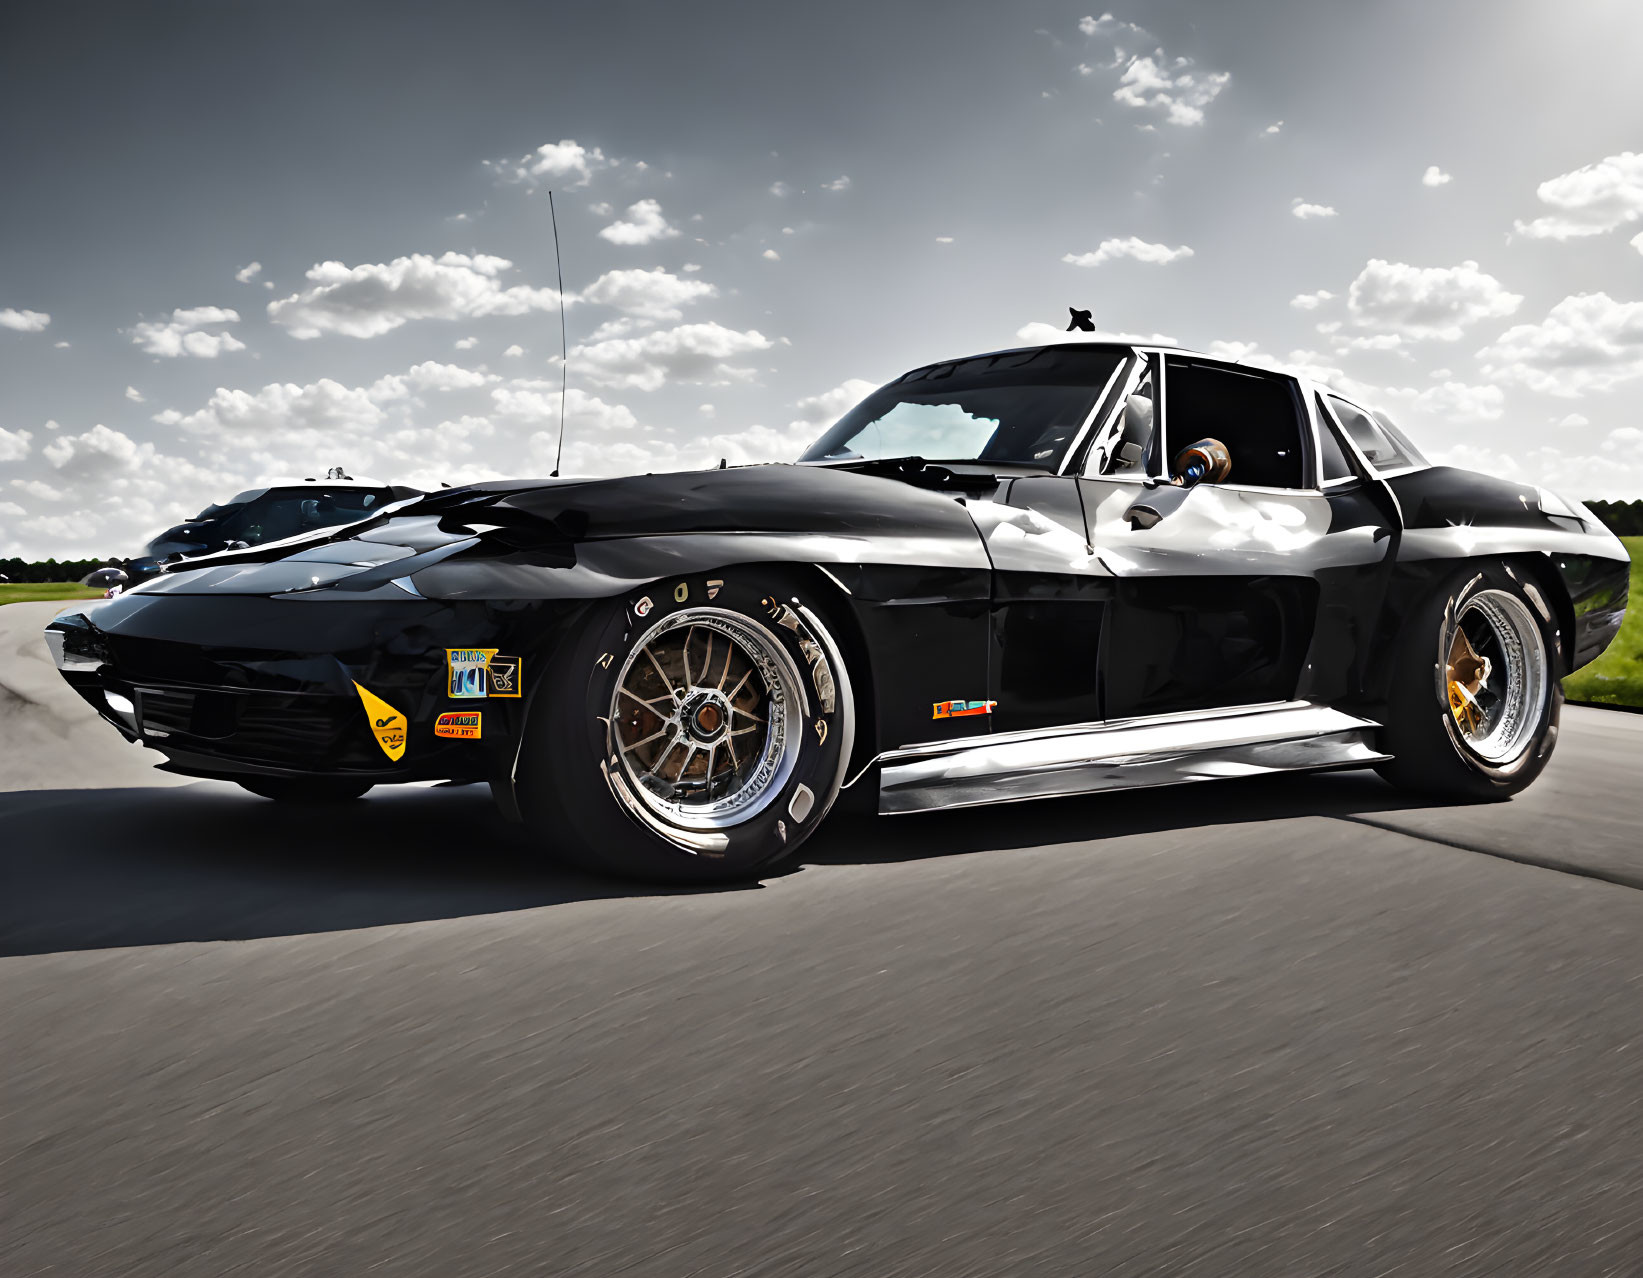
[354,681,408,761]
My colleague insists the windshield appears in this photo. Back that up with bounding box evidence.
[799,347,1126,469]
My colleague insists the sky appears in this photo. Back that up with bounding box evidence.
[2,0,1642,559]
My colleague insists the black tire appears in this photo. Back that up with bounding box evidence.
[516,569,856,883]
[237,778,374,803]
[1374,562,1562,801]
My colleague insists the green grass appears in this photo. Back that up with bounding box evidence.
[0,582,107,607]
[1563,536,1643,710]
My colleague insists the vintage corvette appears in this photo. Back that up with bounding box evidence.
[46,341,1630,881]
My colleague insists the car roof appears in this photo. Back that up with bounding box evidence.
[920,340,1350,399]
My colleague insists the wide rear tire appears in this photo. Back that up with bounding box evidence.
[516,569,856,883]
[1374,562,1562,801]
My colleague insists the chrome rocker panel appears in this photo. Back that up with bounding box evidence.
[878,701,1387,815]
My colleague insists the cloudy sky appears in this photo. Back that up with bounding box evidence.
[2,0,1641,559]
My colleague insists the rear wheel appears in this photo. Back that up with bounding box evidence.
[1374,563,1561,800]
[237,777,374,803]
[516,570,855,882]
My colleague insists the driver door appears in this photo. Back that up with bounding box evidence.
[1079,353,1397,720]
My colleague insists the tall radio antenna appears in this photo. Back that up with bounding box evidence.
[549,189,569,477]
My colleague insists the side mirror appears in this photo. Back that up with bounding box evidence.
[1172,438,1231,488]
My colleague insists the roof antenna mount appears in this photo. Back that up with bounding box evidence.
[549,189,570,478]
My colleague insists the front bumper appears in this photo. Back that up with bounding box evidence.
[46,590,567,784]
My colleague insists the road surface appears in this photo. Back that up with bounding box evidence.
[3,600,1640,1275]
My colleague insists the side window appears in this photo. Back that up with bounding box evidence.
[1314,395,1356,482]
[1327,396,1413,471]
[1088,366,1156,477]
[1163,359,1308,488]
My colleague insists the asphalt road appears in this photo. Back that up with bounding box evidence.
[4,600,1642,1276]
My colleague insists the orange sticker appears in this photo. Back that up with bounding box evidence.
[434,711,482,740]
[933,699,996,719]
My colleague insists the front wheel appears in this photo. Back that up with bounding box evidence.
[516,570,856,882]
[1374,563,1562,801]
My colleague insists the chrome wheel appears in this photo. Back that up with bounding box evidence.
[1443,588,1546,765]
[610,608,802,830]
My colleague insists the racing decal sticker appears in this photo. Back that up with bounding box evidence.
[634,595,654,618]
[706,579,722,600]
[353,682,408,761]
[434,711,482,740]
[446,648,498,698]
[933,699,997,719]
[487,654,522,697]
[673,582,689,603]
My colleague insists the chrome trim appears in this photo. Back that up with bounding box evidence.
[878,701,1386,815]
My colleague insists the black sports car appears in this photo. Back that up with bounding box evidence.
[47,341,1629,881]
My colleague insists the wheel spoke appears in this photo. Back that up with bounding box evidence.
[718,640,735,690]
[621,725,672,754]
[642,645,672,695]
[619,686,673,710]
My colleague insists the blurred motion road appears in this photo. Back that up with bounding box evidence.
[4,600,1641,1275]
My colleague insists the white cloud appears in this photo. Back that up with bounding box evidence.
[1015,321,1178,346]
[1063,236,1194,267]
[1346,259,1522,341]
[1332,333,1406,353]
[1513,151,1643,241]
[821,176,851,191]
[792,378,877,425]
[0,308,51,333]
[130,306,246,358]
[571,322,774,391]
[168,378,387,436]
[597,199,680,246]
[1380,381,1506,423]
[124,386,145,403]
[1634,231,1643,256]
[762,249,781,261]
[402,361,496,392]
[1477,292,1643,396]
[1290,289,1335,310]
[267,252,560,339]
[487,139,609,187]
[493,385,640,437]
[235,261,263,283]
[455,335,478,350]
[1422,166,1453,187]
[769,181,791,197]
[579,267,716,320]
[1206,340,1261,361]
[0,427,32,461]
[935,236,955,244]
[504,344,524,358]
[1292,199,1337,220]
[1554,413,1589,429]
[1264,121,1283,135]
[1112,53,1229,127]
[42,423,145,480]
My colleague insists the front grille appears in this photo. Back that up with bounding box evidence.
[134,684,382,771]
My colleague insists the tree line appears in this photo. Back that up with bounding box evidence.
[0,557,119,584]
[1583,499,1643,537]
